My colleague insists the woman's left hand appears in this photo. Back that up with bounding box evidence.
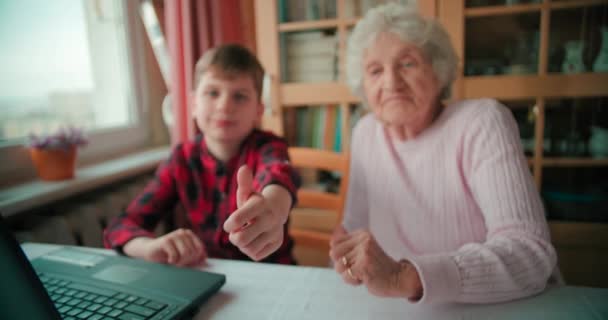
[330,229,423,299]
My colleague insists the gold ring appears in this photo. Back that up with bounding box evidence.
[347,267,355,279]
[341,256,348,267]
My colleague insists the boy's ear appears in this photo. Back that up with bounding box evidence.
[256,101,265,118]
[254,101,264,128]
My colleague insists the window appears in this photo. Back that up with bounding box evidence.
[0,0,152,184]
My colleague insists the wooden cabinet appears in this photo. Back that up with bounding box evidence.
[440,0,608,186]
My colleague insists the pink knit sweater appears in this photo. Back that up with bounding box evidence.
[342,99,557,304]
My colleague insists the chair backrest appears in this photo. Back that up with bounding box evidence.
[288,147,349,262]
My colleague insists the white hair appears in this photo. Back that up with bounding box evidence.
[346,2,458,100]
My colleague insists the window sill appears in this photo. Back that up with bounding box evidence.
[0,146,170,217]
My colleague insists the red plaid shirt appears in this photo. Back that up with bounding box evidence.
[103,129,300,264]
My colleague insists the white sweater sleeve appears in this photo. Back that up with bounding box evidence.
[411,100,557,304]
[342,117,370,232]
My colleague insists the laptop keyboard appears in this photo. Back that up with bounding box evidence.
[39,273,175,320]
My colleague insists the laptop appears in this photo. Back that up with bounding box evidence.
[0,215,225,320]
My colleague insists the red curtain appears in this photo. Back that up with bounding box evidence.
[165,0,245,144]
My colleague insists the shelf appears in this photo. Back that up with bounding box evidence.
[463,73,608,100]
[550,0,608,11]
[280,83,359,106]
[465,3,542,17]
[542,158,608,167]
[344,18,359,27]
[278,19,340,32]
[464,0,605,17]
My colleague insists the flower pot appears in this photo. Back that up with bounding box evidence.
[29,147,77,181]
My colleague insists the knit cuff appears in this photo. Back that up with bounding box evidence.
[408,253,461,304]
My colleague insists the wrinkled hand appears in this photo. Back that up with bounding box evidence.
[139,229,207,267]
[330,225,362,286]
[223,165,284,261]
[330,229,422,299]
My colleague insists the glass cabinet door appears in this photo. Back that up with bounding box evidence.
[542,96,608,223]
[466,13,540,76]
[543,97,608,158]
[463,0,608,76]
[464,0,542,77]
[549,1,608,74]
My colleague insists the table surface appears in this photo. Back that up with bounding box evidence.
[23,244,608,320]
[196,259,608,320]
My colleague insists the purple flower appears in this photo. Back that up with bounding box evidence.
[27,126,88,150]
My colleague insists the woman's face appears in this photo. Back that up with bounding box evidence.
[362,32,442,130]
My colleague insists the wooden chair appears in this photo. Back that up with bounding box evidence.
[288,147,349,266]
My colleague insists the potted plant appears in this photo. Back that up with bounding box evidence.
[27,127,88,181]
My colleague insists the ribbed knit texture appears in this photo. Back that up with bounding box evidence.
[343,99,557,304]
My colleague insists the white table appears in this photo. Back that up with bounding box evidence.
[196,259,608,320]
[23,244,608,320]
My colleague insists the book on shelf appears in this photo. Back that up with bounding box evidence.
[283,109,298,146]
[286,41,337,57]
[310,107,325,149]
[283,31,338,82]
[286,0,306,22]
[278,0,288,23]
[293,106,327,148]
[287,104,367,152]
[286,30,333,41]
[306,0,323,20]
[287,56,336,73]
[280,0,337,22]
[285,58,337,81]
[295,108,312,147]
[286,71,336,83]
[333,107,342,152]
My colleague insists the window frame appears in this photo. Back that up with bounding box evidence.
[0,0,154,185]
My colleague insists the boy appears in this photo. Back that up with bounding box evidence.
[104,44,300,266]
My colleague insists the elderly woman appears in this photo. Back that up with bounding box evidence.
[329,3,557,304]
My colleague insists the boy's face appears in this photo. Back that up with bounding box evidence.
[193,69,263,145]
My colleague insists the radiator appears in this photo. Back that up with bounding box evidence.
[13,173,160,248]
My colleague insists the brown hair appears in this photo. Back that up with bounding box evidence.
[193,44,264,99]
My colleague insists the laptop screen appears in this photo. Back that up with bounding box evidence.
[0,215,62,320]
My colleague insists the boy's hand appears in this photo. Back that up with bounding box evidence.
[123,229,207,267]
[224,165,285,261]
